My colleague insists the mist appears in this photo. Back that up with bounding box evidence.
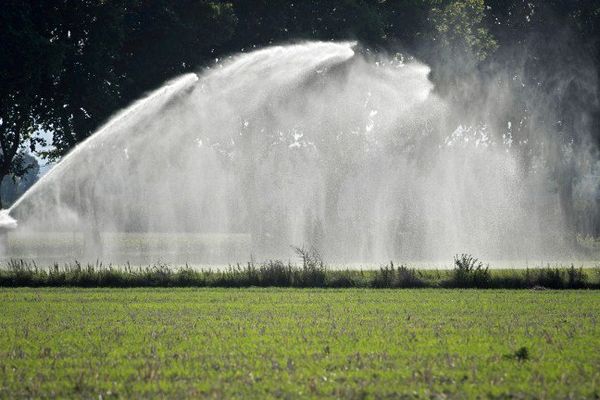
[2,41,597,264]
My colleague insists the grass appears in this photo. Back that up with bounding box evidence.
[1,256,599,289]
[0,288,598,398]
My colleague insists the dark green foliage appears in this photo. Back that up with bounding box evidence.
[327,269,364,288]
[523,265,587,289]
[0,154,39,207]
[505,346,530,362]
[567,264,586,288]
[447,254,491,288]
[372,262,427,288]
[293,246,328,287]
[257,261,293,287]
[3,0,600,234]
[4,0,599,158]
[515,346,530,361]
[1,257,598,289]
[372,263,396,288]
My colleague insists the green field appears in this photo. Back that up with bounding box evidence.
[1,289,599,398]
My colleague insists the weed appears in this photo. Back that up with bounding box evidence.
[372,262,426,288]
[515,346,530,361]
[0,257,599,289]
[447,254,491,288]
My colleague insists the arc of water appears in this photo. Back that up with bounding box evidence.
[8,73,200,215]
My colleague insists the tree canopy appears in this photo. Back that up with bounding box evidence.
[1,0,599,214]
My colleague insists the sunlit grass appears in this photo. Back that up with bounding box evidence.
[0,288,598,398]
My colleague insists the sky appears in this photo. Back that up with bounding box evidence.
[32,130,54,176]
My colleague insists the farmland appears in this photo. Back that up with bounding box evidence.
[1,288,598,398]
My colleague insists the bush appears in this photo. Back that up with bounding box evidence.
[372,263,395,288]
[448,254,491,288]
[567,265,586,289]
[327,270,361,288]
[0,256,598,289]
[259,260,293,287]
[372,262,426,288]
[292,246,327,287]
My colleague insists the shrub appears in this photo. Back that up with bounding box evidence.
[372,263,395,288]
[292,246,327,287]
[372,262,426,288]
[535,266,564,289]
[0,256,598,289]
[449,254,491,288]
[259,260,293,287]
[396,264,426,288]
[327,270,362,288]
[566,265,586,289]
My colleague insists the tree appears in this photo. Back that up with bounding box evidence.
[422,0,497,96]
[3,0,600,241]
[227,0,387,49]
[0,102,35,209]
[0,154,40,207]
[46,0,237,159]
[482,0,600,239]
[0,1,61,208]
[39,0,126,158]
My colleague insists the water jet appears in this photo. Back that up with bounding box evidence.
[0,41,577,264]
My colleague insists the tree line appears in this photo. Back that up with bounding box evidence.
[1,0,599,232]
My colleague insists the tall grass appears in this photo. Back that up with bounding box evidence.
[0,256,598,289]
[371,262,428,288]
[444,254,491,288]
